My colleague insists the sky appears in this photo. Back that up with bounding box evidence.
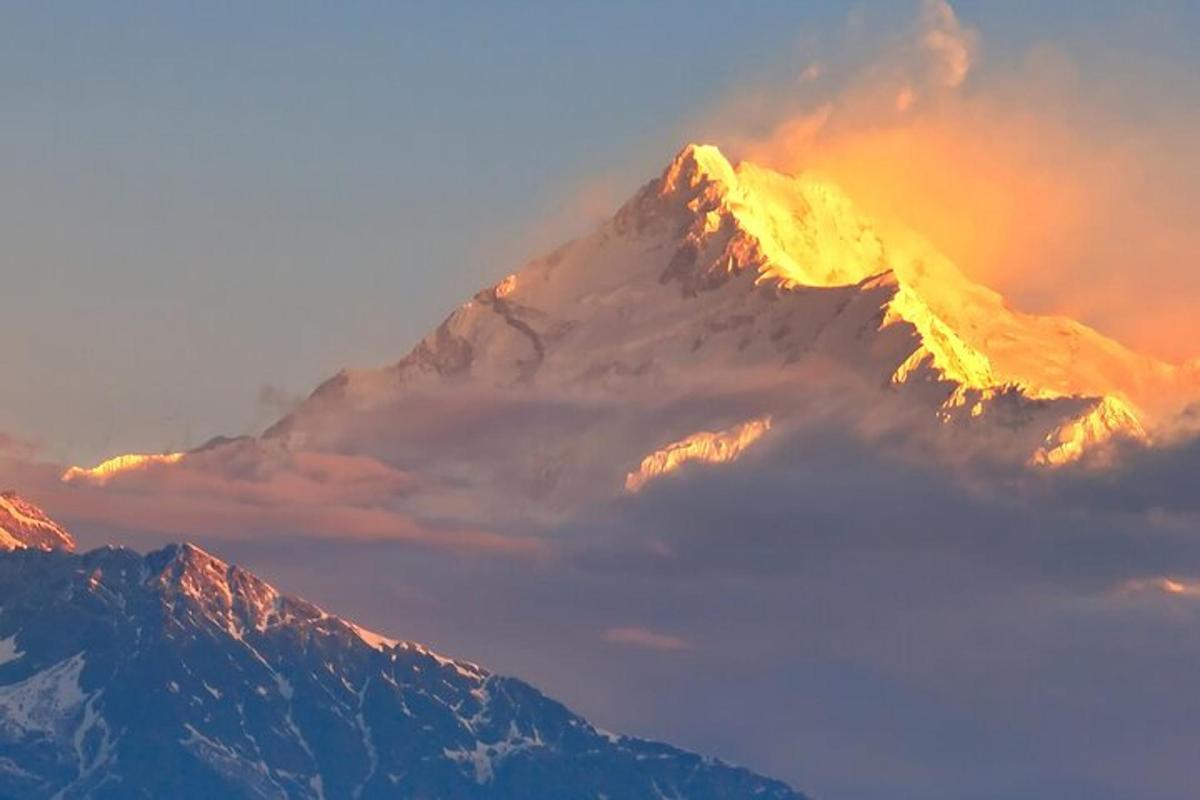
[4,0,1200,463]
[4,4,1200,799]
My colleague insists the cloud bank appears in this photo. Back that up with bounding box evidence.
[68,420,1193,800]
[4,367,1200,799]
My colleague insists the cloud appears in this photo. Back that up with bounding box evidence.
[477,172,629,284]
[0,433,38,463]
[0,437,548,557]
[602,626,691,652]
[254,384,304,429]
[168,418,1200,800]
[7,389,1200,798]
[797,61,824,83]
[694,1,1200,363]
[1045,431,1200,514]
[1117,576,1200,599]
[556,422,1200,798]
[920,0,976,89]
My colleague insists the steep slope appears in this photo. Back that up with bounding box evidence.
[0,492,75,552]
[0,543,805,800]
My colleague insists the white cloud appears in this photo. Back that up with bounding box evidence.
[921,0,976,88]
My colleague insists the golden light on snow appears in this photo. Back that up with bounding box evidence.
[61,452,186,486]
[494,273,518,299]
[1031,396,1146,467]
[665,144,1199,433]
[726,77,1200,365]
[625,416,772,493]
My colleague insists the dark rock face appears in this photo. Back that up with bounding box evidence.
[0,544,806,800]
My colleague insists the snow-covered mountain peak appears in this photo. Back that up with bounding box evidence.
[641,142,893,293]
[243,143,1173,493]
[647,148,1197,416]
[660,142,738,196]
[143,541,330,640]
[657,150,1200,417]
[75,144,1199,523]
[146,543,269,633]
[138,542,488,679]
[146,541,234,585]
[0,491,75,552]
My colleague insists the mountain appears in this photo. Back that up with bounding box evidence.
[0,541,805,800]
[266,145,1186,451]
[0,492,75,552]
[64,144,1199,513]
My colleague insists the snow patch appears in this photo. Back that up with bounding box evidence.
[349,623,399,652]
[0,653,88,737]
[443,722,546,785]
[626,416,771,492]
[0,635,22,666]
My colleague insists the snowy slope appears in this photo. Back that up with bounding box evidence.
[0,543,805,799]
[0,492,75,552]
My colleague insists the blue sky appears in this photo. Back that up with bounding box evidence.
[3,0,1199,461]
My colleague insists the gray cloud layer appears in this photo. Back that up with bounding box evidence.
[9,420,1197,800]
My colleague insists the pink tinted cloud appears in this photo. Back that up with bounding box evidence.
[0,440,548,558]
[602,626,691,652]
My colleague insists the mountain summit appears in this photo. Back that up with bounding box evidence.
[0,542,804,799]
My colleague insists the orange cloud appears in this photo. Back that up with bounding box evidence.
[1117,576,1200,600]
[602,626,691,652]
[0,434,38,462]
[919,0,976,89]
[55,487,545,557]
[696,3,1200,364]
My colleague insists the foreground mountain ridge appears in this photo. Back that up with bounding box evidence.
[0,539,805,799]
